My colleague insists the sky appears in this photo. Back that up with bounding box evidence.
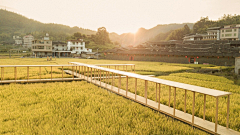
[1,0,240,34]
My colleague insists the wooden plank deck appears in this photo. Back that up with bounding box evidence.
[70,62,231,97]
[0,78,83,84]
[65,69,240,135]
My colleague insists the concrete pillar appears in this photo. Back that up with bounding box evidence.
[235,57,240,75]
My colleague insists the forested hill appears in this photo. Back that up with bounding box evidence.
[109,23,194,46]
[150,15,240,42]
[0,9,96,43]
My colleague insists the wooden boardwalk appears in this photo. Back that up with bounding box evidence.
[0,78,83,84]
[1,63,240,135]
[67,62,240,135]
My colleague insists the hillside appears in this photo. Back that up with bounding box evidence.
[0,9,96,43]
[109,23,194,46]
[0,9,195,47]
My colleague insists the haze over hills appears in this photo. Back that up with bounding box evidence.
[0,9,193,46]
[110,23,194,46]
[0,9,96,42]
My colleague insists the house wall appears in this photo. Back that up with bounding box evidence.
[220,28,240,40]
[105,54,235,66]
[52,44,68,51]
[235,57,240,75]
[23,35,34,48]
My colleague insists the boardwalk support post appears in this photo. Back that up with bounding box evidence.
[100,70,101,86]
[40,66,41,80]
[27,66,29,82]
[204,94,206,120]
[111,72,113,90]
[72,66,74,80]
[192,92,195,126]
[62,66,63,80]
[135,78,137,100]
[126,76,128,97]
[174,87,176,116]
[169,86,171,107]
[118,74,121,93]
[91,68,92,83]
[158,83,161,110]
[1,67,3,82]
[184,90,187,113]
[14,67,17,82]
[51,66,53,80]
[145,80,148,105]
[227,95,230,129]
[215,97,219,133]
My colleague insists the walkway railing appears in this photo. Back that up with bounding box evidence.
[69,62,233,135]
[0,62,238,134]
[0,65,83,83]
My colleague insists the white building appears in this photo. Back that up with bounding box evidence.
[220,24,240,40]
[15,39,22,45]
[13,36,23,45]
[51,39,92,57]
[52,41,69,57]
[23,35,34,48]
[183,34,203,41]
[202,27,221,40]
[67,39,92,54]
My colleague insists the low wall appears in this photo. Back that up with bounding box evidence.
[105,54,235,66]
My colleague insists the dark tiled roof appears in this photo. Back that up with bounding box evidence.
[105,41,240,57]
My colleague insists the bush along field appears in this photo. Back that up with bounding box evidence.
[0,58,239,133]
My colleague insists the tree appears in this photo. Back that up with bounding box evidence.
[113,41,120,46]
[95,27,111,45]
[166,24,191,40]
[73,32,82,38]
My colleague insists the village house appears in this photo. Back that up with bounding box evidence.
[32,34,92,58]
[13,36,23,45]
[23,34,34,48]
[32,33,52,57]
[184,24,240,41]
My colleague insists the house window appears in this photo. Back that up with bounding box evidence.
[222,30,224,32]
[225,34,232,37]
[234,29,237,32]
[225,29,232,32]
[222,34,224,37]
[46,46,51,50]
[37,46,44,49]
[234,33,237,36]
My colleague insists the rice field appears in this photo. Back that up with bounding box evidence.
[0,81,207,134]
[0,58,240,134]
